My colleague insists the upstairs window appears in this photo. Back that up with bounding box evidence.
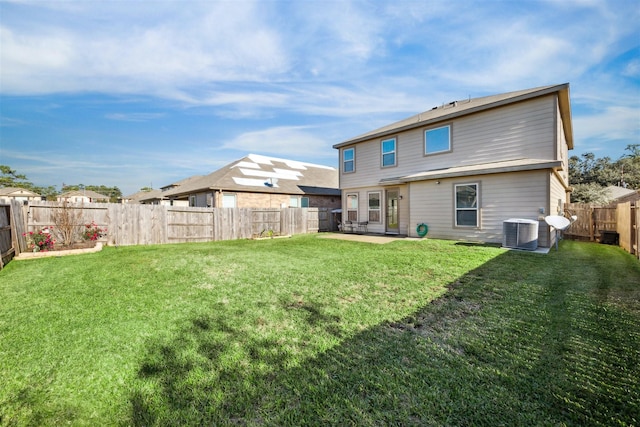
[343,147,355,173]
[425,125,451,155]
[381,138,396,167]
[455,183,478,227]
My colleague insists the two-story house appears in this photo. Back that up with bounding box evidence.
[333,83,574,248]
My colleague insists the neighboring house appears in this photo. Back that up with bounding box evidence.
[0,187,41,203]
[161,154,341,209]
[333,83,574,248]
[605,185,640,205]
[57,190,110,203]
[122,176,205,205]
[121,188,164,204]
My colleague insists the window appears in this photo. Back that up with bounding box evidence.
[455,183,478,227]
[368,192,381,223]
[425,125,451,155]
[346,193,358,221]
[189,195,196,207]
[222,193,236,208]
[301,197,309,208]
[381,138,396,167]
[343,148,355,173]
[290,196,299,208]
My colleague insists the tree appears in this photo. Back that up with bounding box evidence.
[0,165,30,188]
[618,144,640,189]
[570,183,613,204]
[569,145,640,190]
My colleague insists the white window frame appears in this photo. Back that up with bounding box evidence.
[222,193,236,208]
[290,196,299,208]
[425,125,451,155]
[189,195,196,207]
[368,191,381,223]
[343,147,355,173]
[301,197,309,208]
[381,138,396,168]
[454,183,479,228]
[346,193,358,221]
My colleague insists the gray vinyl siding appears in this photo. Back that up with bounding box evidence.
[409,171,549,245]
[340,95,558,190]
[556,102,570,184]
[548,173,569,248]
[550,174,568,215]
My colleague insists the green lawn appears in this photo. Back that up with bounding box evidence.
[0,235,638,426]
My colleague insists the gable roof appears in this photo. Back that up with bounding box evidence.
[163,154,340,198]
[0,187,41,197]
[123,188,164,202]
[160,175,204,192]
[334,83,573,149]
[606,185,639,201]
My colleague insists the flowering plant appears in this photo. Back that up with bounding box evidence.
[23,227,56,252]
[82,221,106,241]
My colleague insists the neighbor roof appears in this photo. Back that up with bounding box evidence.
[0,187,41,197]
[334,83,573,150]
[163,154,340,198]
[123,188,163,202]
[606,185,639,201]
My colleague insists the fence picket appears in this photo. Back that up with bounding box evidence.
[16,202,331,250]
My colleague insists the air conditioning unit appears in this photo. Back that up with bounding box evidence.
[503,219,539,250]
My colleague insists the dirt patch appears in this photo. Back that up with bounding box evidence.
[52,241,98,251]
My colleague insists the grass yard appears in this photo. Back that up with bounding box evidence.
[0,235,638,426]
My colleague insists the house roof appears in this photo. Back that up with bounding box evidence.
[160,175,204,192]
[123,188,164,202]
[334,83,573,150]
[162,154,340,198]
[379,158,563,185]
[605,185,639,201]
[0,187,41,197]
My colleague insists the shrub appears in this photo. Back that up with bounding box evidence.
[23,227,55,251]
[52,200,83,245]
[82,222,106,241]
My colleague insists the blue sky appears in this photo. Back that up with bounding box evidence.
[1,0,638,196]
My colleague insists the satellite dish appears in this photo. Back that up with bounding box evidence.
[545,215,571,231]
[545,215,576,251]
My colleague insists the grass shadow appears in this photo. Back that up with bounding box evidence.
[128,244,640,426]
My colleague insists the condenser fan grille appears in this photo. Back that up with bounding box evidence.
[502,219,538,250]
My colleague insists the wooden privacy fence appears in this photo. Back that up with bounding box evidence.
[565,202,639,260]
[13,201,333,253]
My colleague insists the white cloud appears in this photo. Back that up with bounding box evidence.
[223,126,334,160]
[105,113,166,122]
[1,1,289,95]
[574,106,640,144]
